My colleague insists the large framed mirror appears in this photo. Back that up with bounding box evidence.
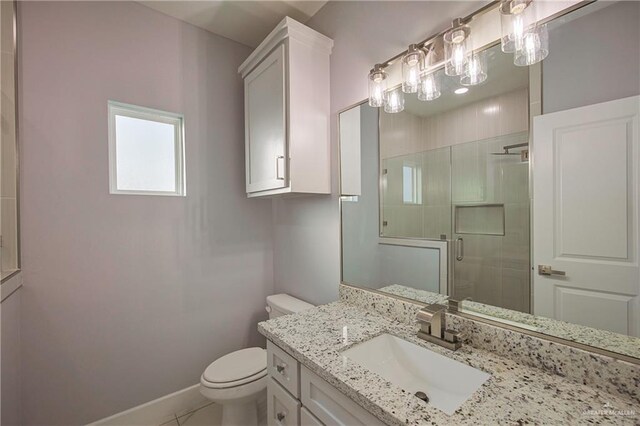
[1,0,20,282]
[340,0,640,361]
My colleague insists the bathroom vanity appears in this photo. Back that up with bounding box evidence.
[262,1,640,424]
[266,340,383,426]
[260,286,640,425]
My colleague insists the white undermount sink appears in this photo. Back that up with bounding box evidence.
[342,334,490,415]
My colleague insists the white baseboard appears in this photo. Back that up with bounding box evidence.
[88,384,210,426]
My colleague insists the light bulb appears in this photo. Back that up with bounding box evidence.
[461,51,487,86]
[444,19,470,76]
[402,44,425,93]
[453,46,465,69]
[368,65,387,107]
[500,0,532,53]
[512,14,525,51]
[524,33,538,63]
[418,72,441,101]
[514,23,549,66]
[384,87,405,113]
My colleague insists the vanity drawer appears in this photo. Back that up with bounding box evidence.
[267,340,300,398]
[267,378,301,426]
[300,407,323,426]
[301,366,384,426]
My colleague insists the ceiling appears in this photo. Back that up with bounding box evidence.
[138,0,328,48]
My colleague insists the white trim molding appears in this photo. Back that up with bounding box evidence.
[87,384,209,426]
[107,100,186,197]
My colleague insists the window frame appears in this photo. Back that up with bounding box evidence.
[107,100,186,196]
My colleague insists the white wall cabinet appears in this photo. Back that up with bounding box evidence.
[239,17,333,198]
[266,340,384,426]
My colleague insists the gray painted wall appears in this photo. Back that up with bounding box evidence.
[19,2,273,424]
[1,284,22,426]
[543,1,640,113]
[272,1,485,304]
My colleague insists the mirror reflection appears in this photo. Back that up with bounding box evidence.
[340,0,640,359]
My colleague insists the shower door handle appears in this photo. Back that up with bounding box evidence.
[455,237,464,261]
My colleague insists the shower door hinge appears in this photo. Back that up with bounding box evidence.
[521,149,529,162]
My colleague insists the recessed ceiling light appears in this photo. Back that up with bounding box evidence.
[454,87,469,95]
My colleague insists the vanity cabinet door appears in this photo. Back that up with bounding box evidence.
[267,378,300,426]
[244,44,287,194]
[267,340,300,398]
[300,366,384,426]
[300,407,323,426]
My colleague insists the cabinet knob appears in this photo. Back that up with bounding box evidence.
[276,364,286,374]
[277,412,286,422]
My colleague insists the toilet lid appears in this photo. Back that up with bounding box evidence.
[203,347,267,384]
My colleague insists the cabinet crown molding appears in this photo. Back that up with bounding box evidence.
[239,16,334,78]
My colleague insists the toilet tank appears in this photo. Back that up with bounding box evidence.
[266,294,314,319]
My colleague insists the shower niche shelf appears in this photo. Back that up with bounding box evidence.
[454,204,505,236]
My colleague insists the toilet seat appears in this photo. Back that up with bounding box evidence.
[201,347,267,389]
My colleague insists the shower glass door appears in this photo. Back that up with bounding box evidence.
[450,132,531,313]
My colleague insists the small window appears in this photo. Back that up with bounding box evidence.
[402,163,422,204]
[108,101,185,196]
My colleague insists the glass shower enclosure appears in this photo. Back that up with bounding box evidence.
[381,131,531,313]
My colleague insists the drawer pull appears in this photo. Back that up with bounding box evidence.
[277,412,286,421]
[276,364,286,374]
[276,156,285,180]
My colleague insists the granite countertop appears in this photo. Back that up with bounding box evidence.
[380,284,640,359]
[258,302,639,425]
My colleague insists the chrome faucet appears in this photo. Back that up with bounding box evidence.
[416,304,464,350]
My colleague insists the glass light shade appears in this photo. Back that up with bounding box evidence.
[417,72,441,101]
[384,87,405,113]
[460,51,487,86]
[514,23,549,66]
[444,19,471,76]
[402,44,425,93]
[368,65,388,107]
[500,0,532,53]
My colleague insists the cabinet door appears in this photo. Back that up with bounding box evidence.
[301,366,384,426]
[245,44,287,193]
[267,378,300,426]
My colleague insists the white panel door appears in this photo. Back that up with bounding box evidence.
[244,44,287,193]
[533,96,639,336]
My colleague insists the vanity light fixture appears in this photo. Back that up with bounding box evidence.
[368,64,388,107]
[384,86,405,113]
[366,0,551,111]
[514,22,549,66]
[460,51,487,86]
[444,18,471,77]
[418,72,441,101]
[402,44,425,93]
[499,0,532,53]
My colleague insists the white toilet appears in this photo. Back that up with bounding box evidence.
[200,294,313,426]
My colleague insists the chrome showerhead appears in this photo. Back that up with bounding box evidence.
[490,142,529,161]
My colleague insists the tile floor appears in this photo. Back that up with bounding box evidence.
[160,402,222,426]
[159,399,267,426]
